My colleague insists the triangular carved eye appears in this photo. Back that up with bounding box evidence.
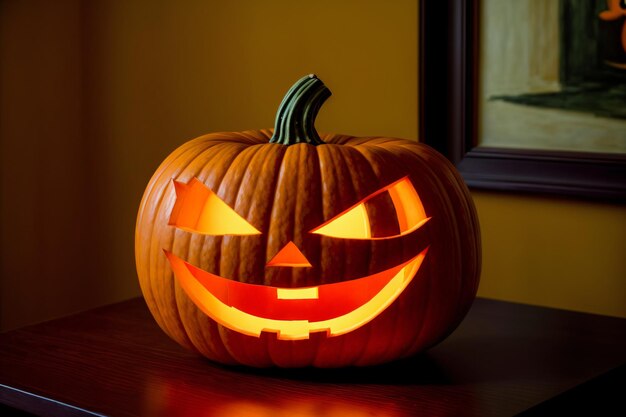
[169,177,261,236]
[311,203,371,239]
[310,177,430,240]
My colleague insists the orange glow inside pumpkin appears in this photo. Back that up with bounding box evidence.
[165,248,428,340]
[311,176,429,239]
[312,203,371,239]
[266,241,312,268]
[169,178,261,235]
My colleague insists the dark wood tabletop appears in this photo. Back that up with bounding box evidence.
[1,297,625,417]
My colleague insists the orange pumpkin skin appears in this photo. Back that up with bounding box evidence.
[135,77,480,368]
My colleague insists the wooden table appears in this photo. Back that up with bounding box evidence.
[1,297,625,416]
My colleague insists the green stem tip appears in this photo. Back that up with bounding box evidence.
[269,74,331,146]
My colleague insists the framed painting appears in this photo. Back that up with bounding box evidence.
[419,0,626,202]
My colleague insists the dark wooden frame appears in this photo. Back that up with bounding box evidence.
[419,0,626,202]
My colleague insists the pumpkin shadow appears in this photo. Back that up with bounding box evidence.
[232,353,452,385]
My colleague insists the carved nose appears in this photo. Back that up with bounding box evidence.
[266,241,312,268]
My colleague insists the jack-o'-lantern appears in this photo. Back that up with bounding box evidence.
[135,75,481,368]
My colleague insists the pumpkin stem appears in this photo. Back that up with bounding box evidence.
[270,74,331,146]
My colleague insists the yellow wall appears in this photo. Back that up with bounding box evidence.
[1,0,624,331]
[475,192,626,318]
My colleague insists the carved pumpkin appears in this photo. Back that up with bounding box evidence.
[135,75,481,368]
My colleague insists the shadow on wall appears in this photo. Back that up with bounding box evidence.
[0,0,137,331]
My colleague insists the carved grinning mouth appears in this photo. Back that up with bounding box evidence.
[165,247,428,340]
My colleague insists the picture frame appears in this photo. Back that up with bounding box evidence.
[419,0,626,202]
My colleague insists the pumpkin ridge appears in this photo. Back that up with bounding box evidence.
[317,145,348,285]
[333,145,375,276]
[142,141,216,348]
[200,131,265,145]
[399,148,471,353]
[239,143,286,285]
[241,145,284,228]
[216,145,261,284]
[167,141,251,360]
[402,257,433,356]
[136,141,192,321]
[346,146,404,365]
[313,146,356,367]
[421,147,481,317]
[189,142,260,362]
[218,144,283,365]
[188,143,253,296]
[259,147,287,284]
[292,144,323,289]
[412,150,467,321]
[169,142,245,360]
[264,145,292,288]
